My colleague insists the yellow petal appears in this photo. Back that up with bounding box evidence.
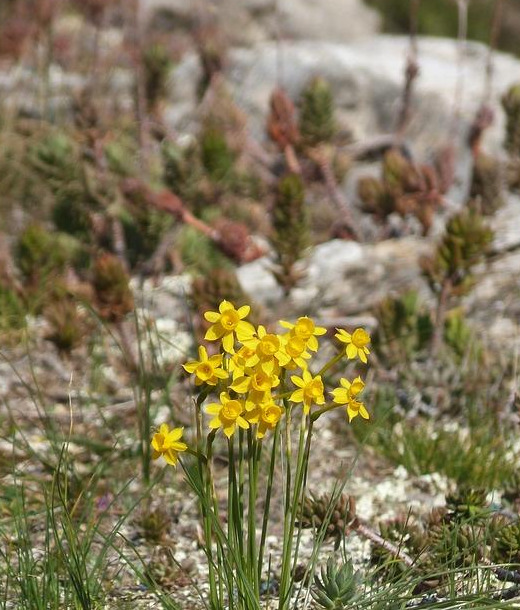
[183,362,198,373]
[222,332,235,353]
[163,450,178,466]
[237,305,251,319]
[219,300,233,313]
[346,344,358,359]
[359,350,368,364]
[289,389,304,403]
[205,311,220,323]
[205,324,225,341]
[168,427,184,442]
[291,375,304,388]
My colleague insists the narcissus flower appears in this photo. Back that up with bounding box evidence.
[183,345,228,386]
[151,424,188,466]
[331,377,369,423]
[246,401,284,438]
[335,327,371,363]
[206,392,249,438]
[204,300,255,353]
[331,376,365,403]
[289,370,325,414]
[279,316,326,351]
[280,333,311,370]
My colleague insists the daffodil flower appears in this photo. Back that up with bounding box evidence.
[289,370,325,414]
[331,377,369,423]
[206,392,249,438]
[279,316,326,352]
[335,327,371,363]
[151,424,188,466]
[280,333,311,370]
[204,300,255,353]
[183,345,228,386]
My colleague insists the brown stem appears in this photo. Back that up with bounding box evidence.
[396,0,420,136]
[483,0,504,105]
[352,520,415,567]
[306,145,359,239]
[431,277,452,358]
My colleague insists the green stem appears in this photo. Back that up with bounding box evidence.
[317,351,344,377]
[258,424,278,587]
[278,408,308,609]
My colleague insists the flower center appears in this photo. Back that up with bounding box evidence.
[221,400,242,421]
[305,378,323,399]
[294,318,314,340]
[286,336,305,358]
[221,310,239,330]
[352,328,369,348]
[259,335,279,356]
[262,406,281,424]
[196,363,214,380]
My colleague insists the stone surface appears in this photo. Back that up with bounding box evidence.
[168,36,520,155]
[142,0,380,45]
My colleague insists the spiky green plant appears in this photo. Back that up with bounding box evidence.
[373,290,433,365]
[469,152,504,215]
[92,253,134,323]
[492,521,520,564]
[270,173,309,295]
[311,557,361,610]
[200,126,235,183]
[502,83,520,157]
[443,309,479,362]
[299,76,336,147]
[299,492,355,550]
[421,207,493,355]
[422,208,493,294]
[142,42,173,116]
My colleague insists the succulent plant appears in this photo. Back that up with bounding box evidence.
[445,487,489,521]
[298,492,355,550]
[44,298,87,353]
[469,152,504,215]
[492,521,520,564]
[443,309,479,362]
[270,173,309,295]
[421,208,493,298]
[200,125,236,183]
[299,76,336,147]
[371,517,423,581]
[502,83,520,157]
[91,253,134,323]
[142,42,173,117]
[373,290,433,365]
[311,557,360,610]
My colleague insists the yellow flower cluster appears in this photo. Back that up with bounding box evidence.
[152,301,371,463]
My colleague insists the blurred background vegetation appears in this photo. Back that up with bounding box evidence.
[365,0,520,56]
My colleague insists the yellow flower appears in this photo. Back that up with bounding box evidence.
[204,300,255,353]
[346,398,369,423]
[331,376,365,403]
[331,377,369,423]
[335,327,371,363]
[229,345,257,379]
[206,392,250,438]
[279,316,326,352]
[230,366,280,401]
[258,403,284,438]
[183,345,228,386]
[289,370,325,414]
[243,325,291,368]
[151,424,188,466]
[279,333,311,370]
